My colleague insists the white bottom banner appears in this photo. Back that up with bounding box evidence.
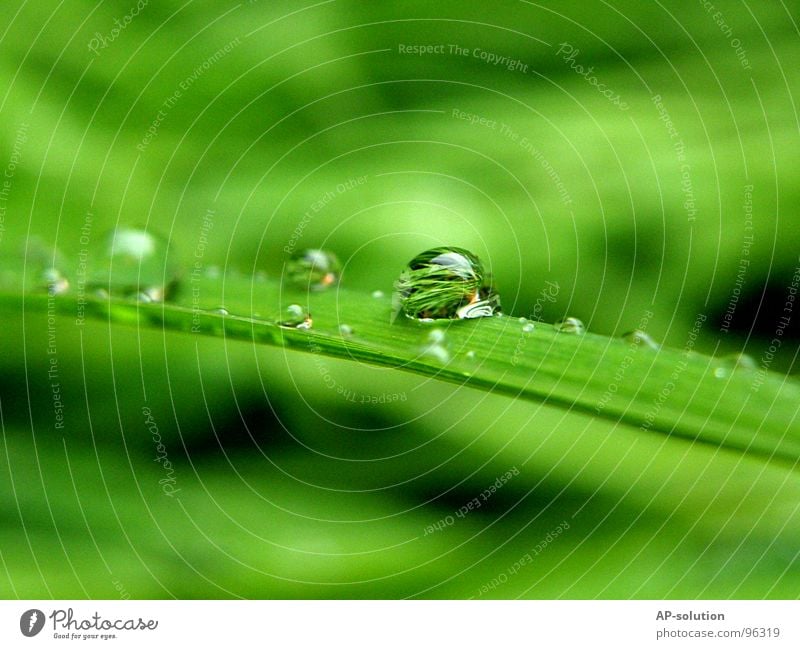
[0,600,795,648]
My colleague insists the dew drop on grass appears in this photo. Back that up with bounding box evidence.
[88,227,179,302]
[279,304,312,329]
[522,323,534,333]
[392,247,500,322]
[555,316,585,334]
[286,249,340,291]
[371,290,385,299]
[339,324,353,337]
[714,353,758,378]
[465,350,477,360]
[211,307,229,316]
[0,238,70,295]
[622,329,659,349]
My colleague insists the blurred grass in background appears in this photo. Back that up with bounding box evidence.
[1,0,799,598]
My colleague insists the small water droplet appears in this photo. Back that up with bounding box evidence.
[714,353,758,378]
[88,227,179,302]
[427,328,447,344]
[622,329,659,350]
[465,350,477,360]
[285,249,340,291]
[522,323,534,333]
[371,290,385,299]
[392,247,500,321]
[339,324,354,337]
[554,316,585,334]
[279,304,312,329]
[205,265,222,279]
[93,288,109,299]
[211,307,229,316]
[517,317,526,324]
[42,267,70,296]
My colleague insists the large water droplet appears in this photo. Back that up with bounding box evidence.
[554,317,585,334]
[714,353,758,378]
[88,227,179,302]
[279,304,312,329]
[622,329,659,350]
[392,247,500,321]
[285,249,340,291]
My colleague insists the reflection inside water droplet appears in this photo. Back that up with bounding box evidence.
[286,249,340,291]
[392,247,500,321]
[555,317,585,334]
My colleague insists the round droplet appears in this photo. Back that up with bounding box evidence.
[0,238,70,295]
[555,317,585,334]
[371,290,385,299]
[285,249,340,291]
[211,307,229,316]
[279,304,312,329]
[465,350,477,360]
[522,323,534,333]
[339,324,354,337]
[714,353,758,378]
[427,329,447,344]
[88,227,179,302]
[622,329,659,350]
[517,317,527,324]
[42,267,70,296]
[392,247,500,321]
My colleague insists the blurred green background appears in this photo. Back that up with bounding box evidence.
[1,0,799,598]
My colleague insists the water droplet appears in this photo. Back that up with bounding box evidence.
[339,324,354,337]
[42,267,70,296]
[392,247,500,321]
[371,290,385,299]
[554,317,585,334]
[285,249,340,291]
[714,353,758,378]
[211,307,229,316]
[465,350,477,360]
[427,328,447,344]
[517,317,527,324]
[88,228,179,302]
[204,265,222,279]
[622,329,659,350]
[279,304,312,329]
[0,238,70,295]
[522,323,534,333]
